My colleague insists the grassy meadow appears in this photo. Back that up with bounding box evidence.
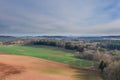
[0,45,94,68]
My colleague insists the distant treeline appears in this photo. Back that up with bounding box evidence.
[33,39,84,52]
[94,40,120,50]
[33,39,120,51]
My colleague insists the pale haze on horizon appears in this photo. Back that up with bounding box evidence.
[0,0,120,36]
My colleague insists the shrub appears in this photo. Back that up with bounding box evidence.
[105,61,120,80]
[98,60,107,72]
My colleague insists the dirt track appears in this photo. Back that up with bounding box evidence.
[0,54,79,80]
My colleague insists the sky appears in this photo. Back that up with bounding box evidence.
[0,0,120,36]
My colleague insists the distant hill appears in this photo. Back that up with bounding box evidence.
[36,35,120,40]
[0,35,120,41]
[0,36,17,41]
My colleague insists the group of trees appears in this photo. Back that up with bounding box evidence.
[33,39,84,52]
[95,40,120,50]
[101,43,120,50]
[105,61,120,80]
[97,54,120,80]
[97,52,120,80]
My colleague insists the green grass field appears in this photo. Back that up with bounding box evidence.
[0,45,94,68]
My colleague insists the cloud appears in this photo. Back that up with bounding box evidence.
[88,19,120,35]
[0,0,120,36]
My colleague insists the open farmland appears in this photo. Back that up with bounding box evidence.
[0,45,93,68]
[0,45,102,80]
[0,54,101,80]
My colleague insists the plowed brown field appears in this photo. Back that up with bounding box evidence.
[0,54,102,80]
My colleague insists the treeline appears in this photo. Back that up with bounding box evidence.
[88,40,120,50]
[33,39,84,52]
[100,43,120,50]
[97,40,120,50]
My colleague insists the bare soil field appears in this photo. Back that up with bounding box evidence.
[0,53,102,80]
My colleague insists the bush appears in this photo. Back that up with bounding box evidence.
[105,61,120,80]
[98,60,107,72]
